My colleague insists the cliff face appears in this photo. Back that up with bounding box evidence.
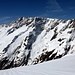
[0,17,75,70]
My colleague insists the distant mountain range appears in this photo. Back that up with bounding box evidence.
[0,17,75,70]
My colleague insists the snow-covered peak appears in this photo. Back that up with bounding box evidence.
[0,17,75,70]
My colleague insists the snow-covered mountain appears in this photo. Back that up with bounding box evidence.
[0,17,75,70]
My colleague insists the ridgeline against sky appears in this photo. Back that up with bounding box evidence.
[0,0,75,24]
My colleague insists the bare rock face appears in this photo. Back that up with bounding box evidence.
[0,17,75,70]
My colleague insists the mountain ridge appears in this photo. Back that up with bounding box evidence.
[0,17,75,70]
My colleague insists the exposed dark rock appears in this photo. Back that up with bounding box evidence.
[33,50,55,64]
[50,22,59,30]
[47,52,57,61]
[67,30,72,34]
[54,54,62,59]
[0,57,9,70]
[59,42,64,46]
[62,20,67,23]
[58,38,65,42]
[50,33,58,41]
[64,45,71,55]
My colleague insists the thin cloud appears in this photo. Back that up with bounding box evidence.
[46,0,63,13]
[0,16,12,24]
[68,7,75,10]
[38,0,64,18]
[30,0,64,18]
[0,17,11,21]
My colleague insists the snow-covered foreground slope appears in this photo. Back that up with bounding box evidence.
[0,54,75,75]
[0,17,75,70]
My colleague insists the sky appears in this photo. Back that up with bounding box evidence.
[0,0,75,24]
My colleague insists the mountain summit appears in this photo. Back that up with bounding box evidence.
[0,17,75,70]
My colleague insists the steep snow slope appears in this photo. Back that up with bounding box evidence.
[0,17,75,70]
[0,54,75,75]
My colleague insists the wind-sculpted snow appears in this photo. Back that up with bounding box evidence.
[0,17,75,70]
[0,54,75,75]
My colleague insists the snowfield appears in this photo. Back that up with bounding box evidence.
[0,54,75,75]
